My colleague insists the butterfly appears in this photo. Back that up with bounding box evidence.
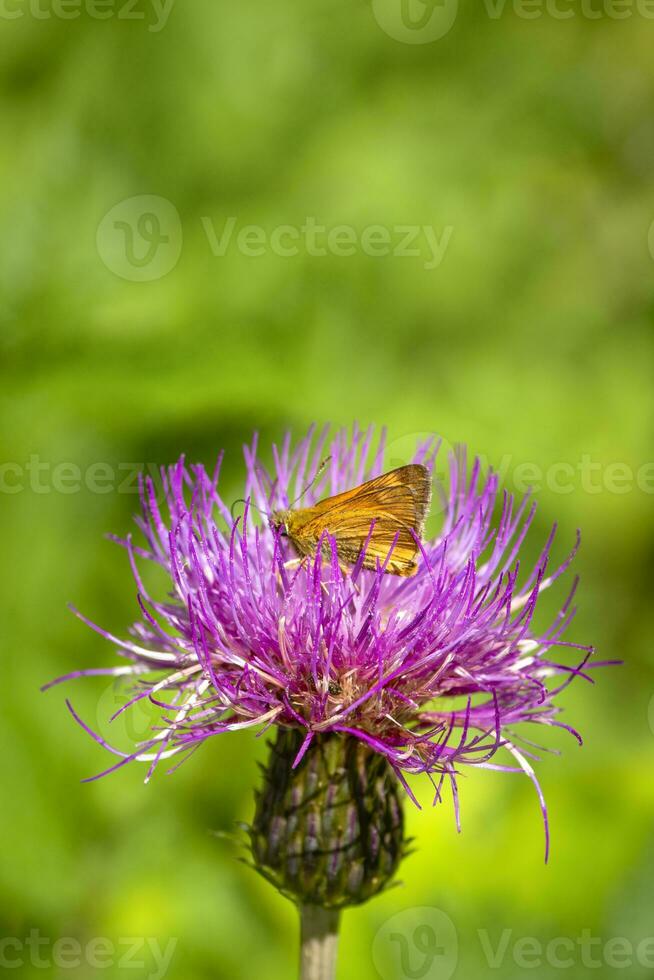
[268,463,432,577]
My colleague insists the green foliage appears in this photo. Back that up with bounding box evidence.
[1,4,653,977]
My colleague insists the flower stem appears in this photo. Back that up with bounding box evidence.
[299,905,340,980]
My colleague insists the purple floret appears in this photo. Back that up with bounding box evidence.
[48,424,601,860]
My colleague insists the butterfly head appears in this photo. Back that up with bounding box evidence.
[269,509,291,537]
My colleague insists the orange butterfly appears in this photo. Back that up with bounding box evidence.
[269,463,431,577]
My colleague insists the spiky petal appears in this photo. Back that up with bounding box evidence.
[48,425,599,860]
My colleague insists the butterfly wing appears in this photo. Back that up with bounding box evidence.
[287,464,431,576]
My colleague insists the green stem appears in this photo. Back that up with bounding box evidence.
[299,905,340,980]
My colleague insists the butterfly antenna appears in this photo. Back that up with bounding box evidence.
[230,498,267,522]
[289,456,332,508]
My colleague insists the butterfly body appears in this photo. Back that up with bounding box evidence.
[269,464,431,577]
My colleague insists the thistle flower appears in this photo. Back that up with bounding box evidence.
[49,425,597,914]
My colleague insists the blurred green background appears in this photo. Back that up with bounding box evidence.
[1,3,653,978]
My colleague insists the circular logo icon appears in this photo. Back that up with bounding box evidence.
[96,195,182,282]
[372,0,458,44]
[372,906,458,980]
[384,430,453,527]
[95,677,158,749]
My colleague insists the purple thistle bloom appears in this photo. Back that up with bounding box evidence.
[49,425,600,861]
